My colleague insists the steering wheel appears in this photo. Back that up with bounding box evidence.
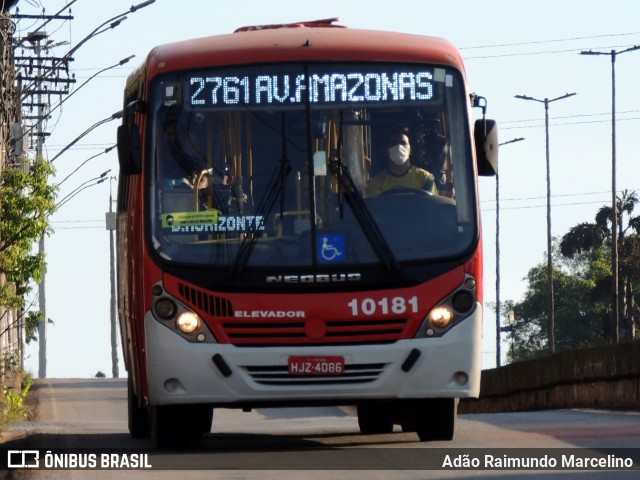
[379,186,433,197]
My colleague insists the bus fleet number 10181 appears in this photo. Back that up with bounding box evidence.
[347,296,419,316]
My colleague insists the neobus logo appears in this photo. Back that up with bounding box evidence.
[266,273,362,284]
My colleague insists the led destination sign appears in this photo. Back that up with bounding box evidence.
[187,66,443,108]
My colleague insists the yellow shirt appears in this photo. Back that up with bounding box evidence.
[366,165,437,197]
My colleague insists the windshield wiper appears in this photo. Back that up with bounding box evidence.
[329,151,401,274]
[229,114,291,279]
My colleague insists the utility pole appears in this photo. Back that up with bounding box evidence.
[27,30,50,379]
[17,12,76,377]
[11,0,153,377]
[106,180,119,378]
[580,45,640,342]
[514,92,576,354]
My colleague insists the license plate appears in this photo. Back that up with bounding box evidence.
[288,356,345,375]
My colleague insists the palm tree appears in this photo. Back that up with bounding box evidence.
[560,190,640,341]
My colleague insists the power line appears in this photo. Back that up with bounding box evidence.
[482,194,640,211]
[52,225,104,230]
[483,199,612,213]
[460,31,640,50]
[481,189,618,204]
[459,31,640,60]
[467,44,640,59]
[51,219,103,224]
[501,109,640,126]
[502,116,640,130]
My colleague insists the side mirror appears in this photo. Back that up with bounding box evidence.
[474,119,498,176]
[117,124,142,175]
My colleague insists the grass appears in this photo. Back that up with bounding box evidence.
[0,374,33,430]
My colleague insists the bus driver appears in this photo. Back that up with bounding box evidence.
[366,129,437,197]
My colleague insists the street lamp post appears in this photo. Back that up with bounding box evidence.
[55,171,118,378]
[51,110,123,163]
[57,145,116,187]
[514,92,576,354]
[495,137,524,367]
[580,45,640,342]
[56,170,111,209]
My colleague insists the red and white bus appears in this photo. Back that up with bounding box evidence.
[117,18,497,448]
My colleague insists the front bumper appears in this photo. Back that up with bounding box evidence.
[144,306,482,407]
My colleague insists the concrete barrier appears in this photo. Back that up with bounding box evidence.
[459,339,640,413]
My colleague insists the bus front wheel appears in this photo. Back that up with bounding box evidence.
[414,398,457,441]
[127,377,149,439]
[357,402,394,435]
[150,404,213,448]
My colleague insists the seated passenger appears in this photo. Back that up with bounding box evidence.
[366,129,436,197]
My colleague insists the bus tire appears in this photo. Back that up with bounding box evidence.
[415,398,457,442]
[150,405,192,448]
[196,406,214,434]
[357,403,394,435]
[150,404,213,448]
[127,376,149,438]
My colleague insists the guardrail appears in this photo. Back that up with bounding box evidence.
[460,339,640,413]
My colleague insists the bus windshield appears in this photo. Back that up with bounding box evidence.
[147,62,477,270]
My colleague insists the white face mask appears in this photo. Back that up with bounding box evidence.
[388,144,410,166]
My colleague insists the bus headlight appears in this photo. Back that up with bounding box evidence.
[415,275,477,338]
[176,312,201,334]
[429,306,454,329]
[150,282,216,343]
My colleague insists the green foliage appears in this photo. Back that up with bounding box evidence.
[504,246,612,363]
[24,310,42,344]
[0,376,32,425]
[505,191,640,362]
[0,351,20,374]
[0,353,32,426]
[0,157,57,312]
[559,189,640,341]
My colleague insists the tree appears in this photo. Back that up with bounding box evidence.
[560,190,640,341]
[504,246,609,363]
[0,157,57,344]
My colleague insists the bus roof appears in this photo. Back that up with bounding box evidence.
[143,20,465,80]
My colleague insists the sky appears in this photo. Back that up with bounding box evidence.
[10,0,640,378]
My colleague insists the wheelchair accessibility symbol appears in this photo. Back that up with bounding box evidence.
[317,234,347,264]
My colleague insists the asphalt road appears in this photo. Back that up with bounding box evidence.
[3,378,640,479]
